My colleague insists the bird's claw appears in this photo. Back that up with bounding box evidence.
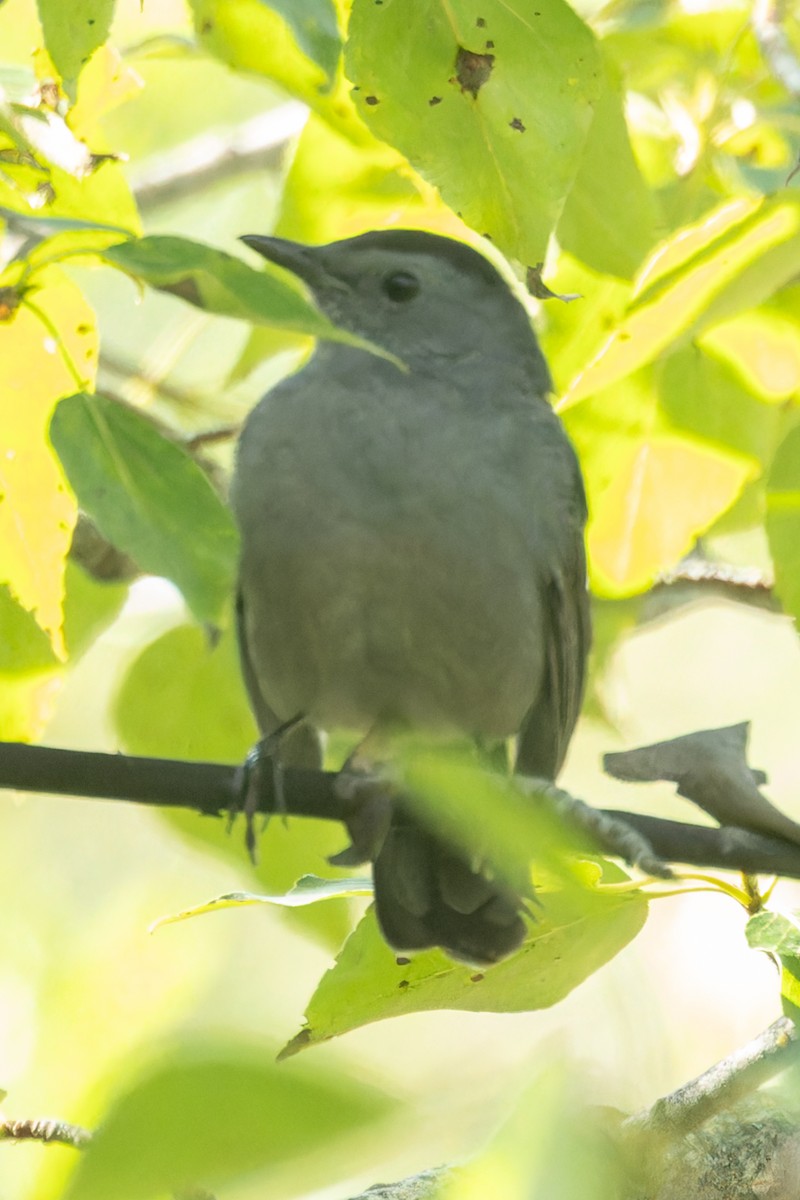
[330,770,394,866]
[231,735,287,863]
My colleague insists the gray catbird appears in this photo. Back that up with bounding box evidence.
[231,229,590,964]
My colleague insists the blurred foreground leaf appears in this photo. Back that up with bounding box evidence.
[63,1039,394,1200]
[400,746,593,889]
[443,1060,625,1200]
[50,393,238,626]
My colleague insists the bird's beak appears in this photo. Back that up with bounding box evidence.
[240,234,326,291]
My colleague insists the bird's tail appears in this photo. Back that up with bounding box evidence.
[372,811,529,965]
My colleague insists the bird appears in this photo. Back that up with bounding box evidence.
[230,228,590,965]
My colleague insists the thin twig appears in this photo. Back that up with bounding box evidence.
[752,0,800,98]
[0,1116,91,1149]
[130,102,308,211]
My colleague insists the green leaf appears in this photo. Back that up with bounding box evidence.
[556,55,657,279]
[275,111,428,246]
[114,624,255,764]
[747,910,800,956]
[0,584,60,740]
[23,226,132,272]
[699,308,800,405]
[101,235,395,357]
[188,0,357,134]
[50,393,239,625]
[0,561,125,675]
[0,560,126,739]
[767,425,800,626]
[346,0,602,264]
[35,0,116,100]
[746,910,800,1023]
[226,323,310,386]
[150,875,374,931]
[563,194,800,404]
[563,368,758,595]
[255,0,341,81]
[541,254,633,392]
[0,585,55,676]
[114,624,352,948]
[659,344,790,467]
[63,1039,393,1200]
[282,878,646,1055]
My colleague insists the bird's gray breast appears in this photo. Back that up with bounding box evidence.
[231,351,569,740]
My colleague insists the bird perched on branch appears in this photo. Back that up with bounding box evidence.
[231,228,590,965]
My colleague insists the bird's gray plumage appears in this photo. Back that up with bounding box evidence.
[231,229,590,964]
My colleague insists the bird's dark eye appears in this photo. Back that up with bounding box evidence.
[382,271,420,302]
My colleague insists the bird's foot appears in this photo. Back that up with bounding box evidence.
[521,777,673,878]
[231,714,304,862]
[330,768,395,867]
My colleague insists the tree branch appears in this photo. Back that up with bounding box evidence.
[0,740,349,821]
[626,1018,800,1139]
[130,102,308,212]
[5,740,800,878]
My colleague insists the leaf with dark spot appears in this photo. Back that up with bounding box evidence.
[347,0,602,262]
[429,95,442,106]
[510,116,525,132]
[454,46,494,97]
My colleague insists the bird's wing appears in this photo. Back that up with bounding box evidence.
[235,589,323,768]
[515,520,590,781]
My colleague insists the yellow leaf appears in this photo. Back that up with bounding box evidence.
[70,44,145,136]
[0,268,98,657]
[563,195,800,405]
[700,311,800,403]
[588,435,755,594]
